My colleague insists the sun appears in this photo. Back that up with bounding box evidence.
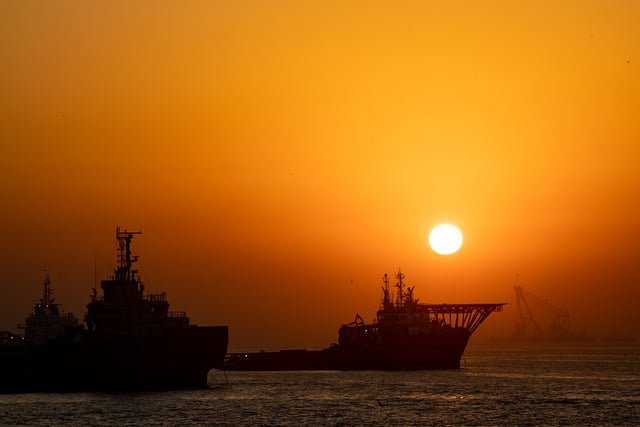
[428,224,463,255]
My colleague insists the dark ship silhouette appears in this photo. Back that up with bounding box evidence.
[223,270,505,370]
[0,227,228,393]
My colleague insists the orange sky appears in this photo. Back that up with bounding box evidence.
[1,1,639,350]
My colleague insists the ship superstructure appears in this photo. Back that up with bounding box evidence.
[86,227,189,336]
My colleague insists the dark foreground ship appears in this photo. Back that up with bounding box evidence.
[223,271,505,370]
[0,228,228,393]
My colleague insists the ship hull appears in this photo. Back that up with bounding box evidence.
[0,326,228,393]
[223,328,470,371]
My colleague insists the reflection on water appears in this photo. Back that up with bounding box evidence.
[0,343,638,426]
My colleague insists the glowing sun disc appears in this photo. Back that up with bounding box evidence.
[429,224,463,255]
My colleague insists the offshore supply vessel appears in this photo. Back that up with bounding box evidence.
[0,227,228,393]
[223,270,505,370]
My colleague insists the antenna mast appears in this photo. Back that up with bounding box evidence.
[113,226,142,283]
[395,269,405,308]
[42,272,54,306]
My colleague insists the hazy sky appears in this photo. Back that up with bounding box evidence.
[1,1,639,350]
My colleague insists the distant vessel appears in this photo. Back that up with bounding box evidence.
[511,285,591,342]
[0,227,228,393]
[223,270,505,370]
[24,272,81,345]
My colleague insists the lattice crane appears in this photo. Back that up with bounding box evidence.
[513,285,571,338]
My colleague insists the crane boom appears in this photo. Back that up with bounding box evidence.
[513,285,571,338]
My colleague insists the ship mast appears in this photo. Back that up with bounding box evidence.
[395,269,405,308]
[113,226,142,283]
[381,273,393,310]
[42,272,54,306]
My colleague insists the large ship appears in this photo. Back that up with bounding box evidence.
[223,270,505,370]
[0,227,228,393]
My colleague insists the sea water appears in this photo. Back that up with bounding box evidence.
[1,343,638,426]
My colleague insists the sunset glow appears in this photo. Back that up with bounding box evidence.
[1,1,639,350]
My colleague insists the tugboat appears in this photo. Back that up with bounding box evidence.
[223,270,505,370]
[0,227,228,393]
